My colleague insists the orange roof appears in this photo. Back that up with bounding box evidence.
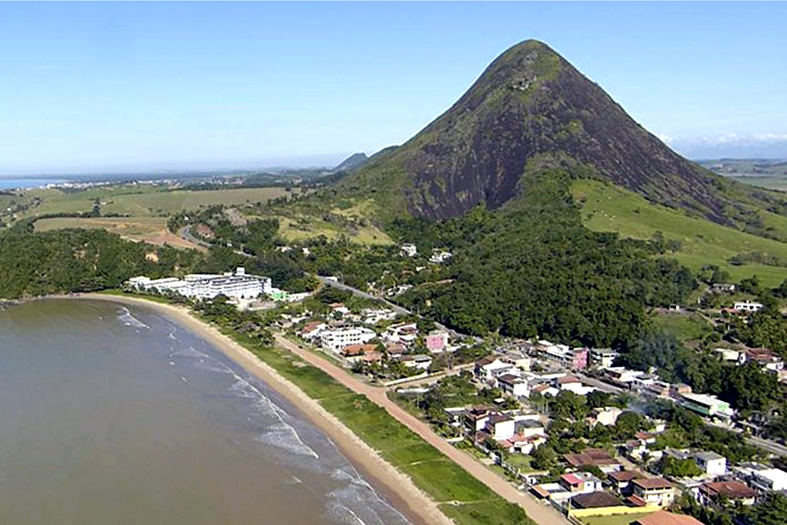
[633,510,704,525]
[560,473,583,485]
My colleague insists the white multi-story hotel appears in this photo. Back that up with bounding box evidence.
[128,268,271,301]
[320,327,376,353]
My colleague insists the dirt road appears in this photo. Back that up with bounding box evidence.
[274,334,571,525]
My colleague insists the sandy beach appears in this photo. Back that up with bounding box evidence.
[73,293,452,525]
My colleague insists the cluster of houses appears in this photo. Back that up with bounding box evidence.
[296,304,458,376]
[528,437,786,519]
[399,243,453,264]
[474,353,598,399]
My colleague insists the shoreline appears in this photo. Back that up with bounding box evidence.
[68,293,451,525]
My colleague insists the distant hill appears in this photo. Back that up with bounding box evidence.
[333,152,370,172]
[339,40,782,230]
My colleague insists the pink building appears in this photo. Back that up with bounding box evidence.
[426,331,449,352]
[572,348,589,370]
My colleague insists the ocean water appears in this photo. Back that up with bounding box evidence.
[0,178,64,190]
[0,299,412,525]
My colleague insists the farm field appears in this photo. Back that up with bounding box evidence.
[15,185,292,219]
[572,179,787,287]
[273,212,393,246]
[34,216,203,250]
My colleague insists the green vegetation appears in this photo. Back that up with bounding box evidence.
[573,179,787,286]
[190,299,534,525]
[617,330,784,416]
[0,225,201,299]
[651,312,713,342]
[394,169,696,347]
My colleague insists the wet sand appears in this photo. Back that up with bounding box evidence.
[74,293,451,525]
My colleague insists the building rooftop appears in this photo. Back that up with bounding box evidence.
[571,491,624,509]
[564,448,619,467]
[699,481,756,500]
[693,451,725,462]
[608,470,642,482]
[632,478,673,490]
[633,510,704,525]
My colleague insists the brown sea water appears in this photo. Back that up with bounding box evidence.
[0,299,411,525]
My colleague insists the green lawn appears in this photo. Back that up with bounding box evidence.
[579,511,655,525]
[651,312,713,342]
[572,179,787,287]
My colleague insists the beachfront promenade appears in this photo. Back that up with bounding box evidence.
[273,333,572,525]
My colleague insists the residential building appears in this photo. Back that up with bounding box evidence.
[299,321,326,341]
[564,449,622,473]
[714,347,745,364]
[497,374,530,398]
[745,347,785,372]
[486,413,516,441]
[588,407,623,427]
[630,478,677,507]
[605,367,645,385]
[500,433,546,455]
[425,331,449,353]
[340,344,379,363]
[559,472,603,494]
[570,491,625,511]
[695,481,756,506]
[590,348,618,368]
[516,419,546,438]
[400,243,417,257]
[607,470,642,495]
[633,511,704,525]
[462,405,494,433]
[734,300,764,313]
[749,467,787,492]
[474,356,514,381]
[680,393,734,419]
[397,354,432,371]
[320,327,376,353]
[429,250,452,263]
[383,323,419,345]
[711,283,736,293]
[693,451,727,477]
[536,342,589,370]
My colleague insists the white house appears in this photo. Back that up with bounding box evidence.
[749,467,787,492]
[588,407,623,427]
[320,327,376,353]
[496,374,530,397]
[474,356,514,381]
[693,451,727,477]
[398,354,432,371]
[734,301,764,313]
[486,413,516,441]
[429,250,453,263]
[384,323,419,345]
[400,243,417,257]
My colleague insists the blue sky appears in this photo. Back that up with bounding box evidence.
[0,2,786,175]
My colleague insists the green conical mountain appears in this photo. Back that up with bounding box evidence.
[340,40,775,226]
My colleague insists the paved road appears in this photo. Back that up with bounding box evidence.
[274,333,571,525]
[178,226,214,250]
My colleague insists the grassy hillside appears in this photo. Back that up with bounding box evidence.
[13,186,291,219]
[572,179,787,286]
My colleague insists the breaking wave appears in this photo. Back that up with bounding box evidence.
[117,307,150,330]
